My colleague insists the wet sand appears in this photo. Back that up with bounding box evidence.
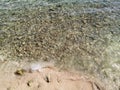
[0,61,105,90]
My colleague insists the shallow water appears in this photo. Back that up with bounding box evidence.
[0,0,120,90]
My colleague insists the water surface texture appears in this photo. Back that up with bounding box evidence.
[0,0,120,90]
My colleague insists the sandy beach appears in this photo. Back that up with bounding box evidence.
[0,60,105,90]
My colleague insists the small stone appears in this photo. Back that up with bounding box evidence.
[45,76,50,83]
[14,69,26,76]
[7,87,11,90]
[27,80,33,87]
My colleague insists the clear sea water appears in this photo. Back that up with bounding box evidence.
[0,0,120,90]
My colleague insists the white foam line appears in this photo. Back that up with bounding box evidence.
[23,61,55,72]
